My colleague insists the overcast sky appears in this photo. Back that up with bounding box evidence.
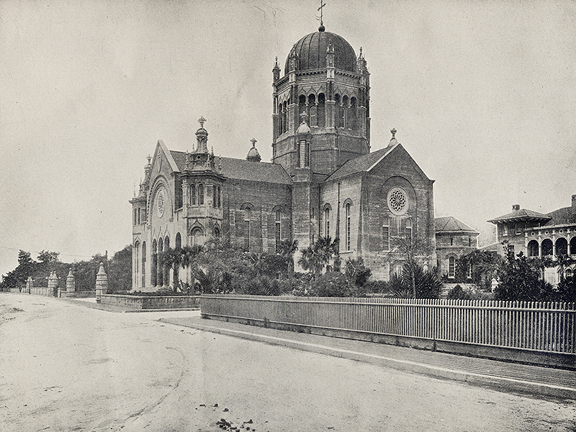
[1,0,575,276]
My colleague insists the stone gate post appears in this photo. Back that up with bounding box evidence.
[95,263,108,303]
[25,276,33,294]
[48,271,59,297]
[66,268,76,295]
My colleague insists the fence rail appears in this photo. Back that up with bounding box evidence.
[201,296,576,354]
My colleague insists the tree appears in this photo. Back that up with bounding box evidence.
[391,262,442,299]
[298,236,339,280]
[108,245,132,292]
[392,235,432,299]
[495,250,554,301]
[345,258,372,292]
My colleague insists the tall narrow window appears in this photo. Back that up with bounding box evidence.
[190,184,196,205]
[198,184,204,205]
[134,242,140,288]
[244,207,251,251]
[157,240,164,286]
[405,218,412,243]
[324,208,330,238]
[382,217,390,251]
[217,186,221,208]
[345,203,351,251]
[141,242,146,288]
[164,237,170,286]
[448,256,455,279]
[151,240,157,287]
[467,262,472,279]
[275,210,281,253]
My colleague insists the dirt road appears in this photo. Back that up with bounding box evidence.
[0,294,574,431]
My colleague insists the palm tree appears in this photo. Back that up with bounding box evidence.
[298,237,339,281]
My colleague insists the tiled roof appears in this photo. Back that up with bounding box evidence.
[170,151,292,185]
[487,208,551,224]
[435,216,478,234]
[544,207,576,226]
[325,146,394,181]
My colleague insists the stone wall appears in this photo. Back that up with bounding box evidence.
[100,294,201,310]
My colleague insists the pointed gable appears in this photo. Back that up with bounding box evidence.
[325,143,432,183]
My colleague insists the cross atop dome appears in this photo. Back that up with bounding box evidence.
[391,128,397,139]
[250,138,257,147]
[317,0,326,32]
[198,116,207,128]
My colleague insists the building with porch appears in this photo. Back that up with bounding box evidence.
[488,195,576,285]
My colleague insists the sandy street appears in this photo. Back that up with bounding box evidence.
[0,294,574,432]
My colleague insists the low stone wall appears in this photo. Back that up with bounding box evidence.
[30,287,54,297]
[100,294,201,310]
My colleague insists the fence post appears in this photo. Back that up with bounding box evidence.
[96,263,108,303]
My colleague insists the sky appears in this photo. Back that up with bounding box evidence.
[1,0,576,276]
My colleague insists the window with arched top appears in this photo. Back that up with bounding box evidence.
[345,203,351,251]
[191,227,204,247]
[317,93,326,128]
[382,216,390,251]
[152,239,158,287]
[324,207,330,238]
[527,240,539,257]
[275,209,282,253]
[157,239,164,286]
[134,241,140,288]
[141,241,146,288]
[198,184,204,205]
[190,184,196,206]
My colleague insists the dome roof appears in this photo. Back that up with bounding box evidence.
[285,30,357,74]
[246,139,261,162]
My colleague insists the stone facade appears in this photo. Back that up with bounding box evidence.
[131,25,438,290]
[435,216,479,280]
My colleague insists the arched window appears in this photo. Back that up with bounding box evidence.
[308,94,316,126]
[214,227,221,238]
[190,184,196,206]
[570,237,576,256]
[324,207,330,238]
[217,186,221,208]
[151,240,157,287]
[404,218,412,243]
[299,95,307,122]
[527,240,539,257]
[134,241,140,289]
[141,242,146,288]
[466,262,473,279]
[191,227,204,247]
[342,95,349,128]
[350,97,358,130]
[198,184,204,205]
[382,216,390,251]
[556,238,568,256]
[317,93,326,128]
[542,239,553,256]
[345,203,351,251]
[275,209,282,253]
[157,239,164,286]
[164,237,170,286]
[448,256,456,279]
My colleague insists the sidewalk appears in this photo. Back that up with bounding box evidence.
[160,315,576,400]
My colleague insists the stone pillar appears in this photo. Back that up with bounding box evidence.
[25,276,33,294]
[95,263,108,303]
[66,269,76,294]
[48,271,59,297]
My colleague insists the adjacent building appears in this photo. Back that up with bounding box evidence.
[435,216,479,280]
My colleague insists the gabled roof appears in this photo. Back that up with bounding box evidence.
[487,208,551,224]
[325,143,431,182]
[156,140,180,173]
[324,145,394,181]
[170,151,292,185]
[435,216,479,235]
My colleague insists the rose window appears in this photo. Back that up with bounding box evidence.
[387,187,408,215]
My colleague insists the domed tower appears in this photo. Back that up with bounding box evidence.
[272,26,370,179]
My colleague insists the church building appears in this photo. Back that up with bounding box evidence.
[130,24,436,290]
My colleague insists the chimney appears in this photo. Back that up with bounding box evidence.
[512,204,520,211]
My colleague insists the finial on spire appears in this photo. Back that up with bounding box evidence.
[250,138,257,147]
[198,116,206,128]
[146,154,151,164]
[317,0,326,32]
[391,128,397,139]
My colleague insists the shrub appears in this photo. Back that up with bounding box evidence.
[447,284,472,300]
[311,272,354,297]
[238,275,282,296]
